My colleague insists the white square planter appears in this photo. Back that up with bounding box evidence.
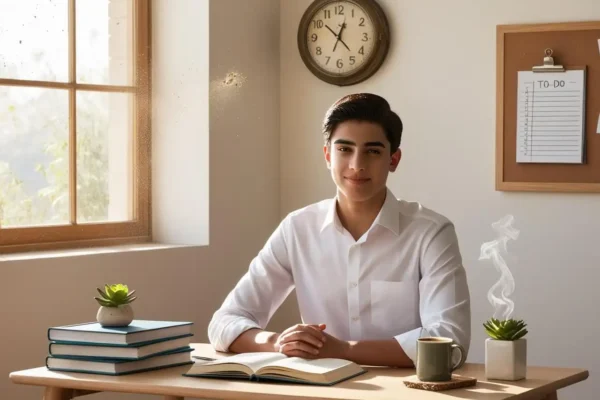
[485,338,527,381]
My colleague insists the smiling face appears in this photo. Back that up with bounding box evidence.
[324,120,401,203]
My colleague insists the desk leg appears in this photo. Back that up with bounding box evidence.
[43,387,72,400]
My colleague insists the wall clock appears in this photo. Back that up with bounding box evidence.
[297,0,390,86]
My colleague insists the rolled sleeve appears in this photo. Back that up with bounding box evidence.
[208,216,295,352]
[396,222,471,364]
[394,327,424,364]
[209,315,261,353]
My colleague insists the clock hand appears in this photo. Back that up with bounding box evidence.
[325,24,338,38]
[339,39,350,51]
[327,24,347,52]
[337,16,351,51]
[337,27,351,52]
[326,23,342,51]
[332,23,343,51]
[333,22,350,52]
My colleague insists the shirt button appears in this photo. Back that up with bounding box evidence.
[350,282,358,288]
[352,316,359,322]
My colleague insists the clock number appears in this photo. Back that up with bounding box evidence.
[362,33,369,41]
[335,5,344,15]
[312,20,323,29]
[359,17,365,26]
[352,9,354,18]
[349,56,355,65]
[311,34,318,42]
[316,47,322,55]
[358,46,364,55]
[325,56,331,65]
[324,9,331,19]
[337,59,343,68]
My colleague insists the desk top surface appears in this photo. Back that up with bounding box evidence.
[9,343,589,400]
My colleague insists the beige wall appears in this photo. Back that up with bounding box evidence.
[281,1,599,399]
[0,1,290,399]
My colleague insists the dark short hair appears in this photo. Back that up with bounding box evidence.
[322,93,403,153]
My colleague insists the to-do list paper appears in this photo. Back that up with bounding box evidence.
[516,70,586,163]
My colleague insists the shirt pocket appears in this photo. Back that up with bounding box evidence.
[370,280,419,331]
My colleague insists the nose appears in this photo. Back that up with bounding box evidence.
[349,152,366,171]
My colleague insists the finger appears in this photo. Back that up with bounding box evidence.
[279,341,320,356]
[279,331,322,348]
[279,332,324,348]
[281,324,308,335]
[281,324,326,342]
[302,325,327,342]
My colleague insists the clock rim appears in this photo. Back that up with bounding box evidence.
[297,0,390,86]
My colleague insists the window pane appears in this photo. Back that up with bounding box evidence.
[76,91,133,223]
[76,0,133,86]
[0,86,69,227]
[0,0,69,82]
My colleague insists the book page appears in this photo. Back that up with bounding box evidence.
[260,357,354,374]
[196,352,285,373]
[516,70,586,164]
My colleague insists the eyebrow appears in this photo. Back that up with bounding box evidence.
[333,139,386,148]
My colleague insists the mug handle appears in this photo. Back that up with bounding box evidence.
[451,343,467,371]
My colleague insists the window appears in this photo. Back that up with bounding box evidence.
[0,0,151,253]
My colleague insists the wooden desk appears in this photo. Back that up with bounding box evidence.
[9,343,588,400]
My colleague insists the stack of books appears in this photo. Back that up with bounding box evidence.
[46,320,194,376]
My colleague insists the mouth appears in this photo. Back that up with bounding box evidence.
[344,177,371,185]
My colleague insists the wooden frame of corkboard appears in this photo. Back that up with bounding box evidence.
[496,21,600,193]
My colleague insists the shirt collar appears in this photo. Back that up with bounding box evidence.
[372,187,401,236]
[320,196,343,233]
[320,188,401,236]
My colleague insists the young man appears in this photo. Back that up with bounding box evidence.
[208,93,471,368]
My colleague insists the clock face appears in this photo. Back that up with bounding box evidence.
[305,1,377,77]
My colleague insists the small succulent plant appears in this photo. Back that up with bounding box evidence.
[483,318,528,340]
[95,284,137,308]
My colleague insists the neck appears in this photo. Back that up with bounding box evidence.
[336,187,387,241]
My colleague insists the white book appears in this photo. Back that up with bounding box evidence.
[184,352,366,386]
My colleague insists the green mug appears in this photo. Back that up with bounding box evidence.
[416,336,466,382]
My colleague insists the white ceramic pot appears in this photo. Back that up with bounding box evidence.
[485,338,527,381]
[96,305,134,327]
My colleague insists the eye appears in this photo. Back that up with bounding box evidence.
[337,146,351,152]
[368,149,381,155]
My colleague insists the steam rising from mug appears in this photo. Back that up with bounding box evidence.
[479,215,520,321]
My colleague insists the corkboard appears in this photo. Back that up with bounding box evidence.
[496,21,600,192]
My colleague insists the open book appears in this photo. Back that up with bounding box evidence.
[183,352,366,386]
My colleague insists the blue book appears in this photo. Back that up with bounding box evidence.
[46,347,193,376]
[49,334,193,360]
[48,320,193,345]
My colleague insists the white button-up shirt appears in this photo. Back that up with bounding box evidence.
[208,188,471,364]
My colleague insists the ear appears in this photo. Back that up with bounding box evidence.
[323,144,331,169]
[389,149,401,172]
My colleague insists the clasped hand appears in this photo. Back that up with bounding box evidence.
[274,323,350,359]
